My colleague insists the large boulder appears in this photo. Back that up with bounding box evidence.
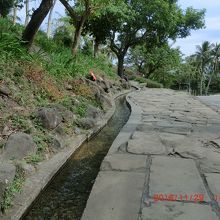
[0,160,16,205]
[50,104,76,123]
[86,105,102,119]
[77,118,96,130]
[120,78,131,89]
[37,108,62,130]
[0,84,11,96]
[99,94,112,111]
[97,79,110,93]
[49,135,65,152]
[3,132,37,160]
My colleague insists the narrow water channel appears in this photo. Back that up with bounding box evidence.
[23,96,130,220]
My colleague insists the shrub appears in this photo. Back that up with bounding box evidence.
[131,76,163,88]
[145,79,163,88]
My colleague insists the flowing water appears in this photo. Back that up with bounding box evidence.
[23,96,130,220]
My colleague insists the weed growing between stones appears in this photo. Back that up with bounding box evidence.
[25,154,44,165]
[1,167,25,212]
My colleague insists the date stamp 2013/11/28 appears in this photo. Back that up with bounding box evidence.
[153,193,220,202]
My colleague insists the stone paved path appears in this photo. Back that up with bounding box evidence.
[82,89,220,220]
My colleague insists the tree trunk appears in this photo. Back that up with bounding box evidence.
[117,55,125,78]
[25,0,30,27]
[13,5,18,25]
[200,72,203,96]
[205,73,214,95]
[94,39,99,58]
[71,14,88,56]
[47,0,57,38]
[22,0,54,48]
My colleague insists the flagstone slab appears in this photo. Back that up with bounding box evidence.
[81,171,145,220]
[149,156,210,202]
[141,202,218,220]
[127,132,166,155]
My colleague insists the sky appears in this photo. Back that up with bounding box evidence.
[17,0,220,57]
[175,0,220,56]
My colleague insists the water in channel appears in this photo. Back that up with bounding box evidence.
[23,96,131,220]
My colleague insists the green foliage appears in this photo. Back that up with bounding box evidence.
[145,79,163,88]
[74,100,88,118]
[33,134,49,152]
[35,31,116,78]
[10,115,32,133]
[131,76,163,88]
[0,0,14,17]
[1,167,25,212]
[0,18,28,59]
[128,44,182,79]
[25,154,43,165]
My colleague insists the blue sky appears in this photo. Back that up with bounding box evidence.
[175,0,220,56]
[17,0,220,56]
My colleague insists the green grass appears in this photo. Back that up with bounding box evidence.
[25,154,43,165]
[1,167,25,212]
[35,31,117,79]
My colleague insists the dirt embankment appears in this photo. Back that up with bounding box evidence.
[0,62,130,215]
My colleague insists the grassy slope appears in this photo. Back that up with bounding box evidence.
[0,18,120,210]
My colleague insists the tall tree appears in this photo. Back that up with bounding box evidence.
[47,0,57,38]
[195,41,214,95]
[59,0,92,55]
[13,1,18,24]
[205,43,220,95]
[128,44,181,78]
[91,0,205,77]
[24,0,30,26]
[22,0,54,48]
[12,0,23,25]
[59,0,117,56]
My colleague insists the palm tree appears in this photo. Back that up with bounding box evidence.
[195,41,214,95]
[205,43,220,95]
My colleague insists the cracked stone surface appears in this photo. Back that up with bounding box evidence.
[82,89,220,220]
[149,156,210,202]
[141,202,218,220]
[205,174,220,206]
[81,171,145,220]
[101,154,147,172]
[127,132,166,155]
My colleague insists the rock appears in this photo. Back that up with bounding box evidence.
[62,110,76,122]
[53,124,66,136]
[99,94,112,111]
[2,125,12,136]
[0,161,16,205]
[51,104,76,123]
[3,132,37,160]
[65,83,73,90]
[120,79,130,89]
[77,118,96,130]
[0,85,10,96]
[86,105,102,119]
[97,79,110,93]
[37,108,62,130]
[74,127,81,135]
[49,135,64,151]
[16,161,35,177]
